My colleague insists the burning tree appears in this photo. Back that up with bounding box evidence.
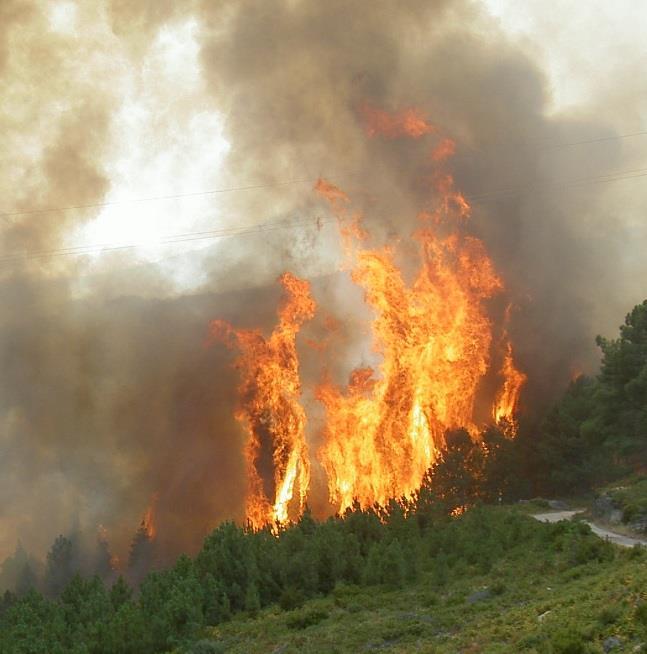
[211,106,526,525]
[210,272,315,528]
[128,499,157,586]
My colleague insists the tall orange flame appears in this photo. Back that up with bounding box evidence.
[211,105,526,523]
[210,273,315,528]
[315,185,503,509]
[312,110,525,513]
[493,338,526,425]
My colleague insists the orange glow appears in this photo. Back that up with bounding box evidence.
[140,494,158,540]
[431,137,456,162]
[569,365,584,382]
[97,524,120,570]
[213,105,525,523]
[312,107,525,513]
[210,273,315,528]
[359,103,436,139]
[493,338,526,426]
[315,183,500,511]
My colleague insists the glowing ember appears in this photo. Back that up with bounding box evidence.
[210,273,315,528]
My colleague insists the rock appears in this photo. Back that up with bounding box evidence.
[630,515,647,534]
[603,636,622,652]
[467,589,492,604]
[593,494,620,520]
[537,610,552,622]
[548,500,569,510]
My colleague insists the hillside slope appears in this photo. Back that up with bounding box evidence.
[185,514,647,654]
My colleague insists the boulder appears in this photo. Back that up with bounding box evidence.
[593,495,622,523]
[603,636,622,652]
[629,515,647,534]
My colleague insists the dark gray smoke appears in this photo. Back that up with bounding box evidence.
[1,0,644,573]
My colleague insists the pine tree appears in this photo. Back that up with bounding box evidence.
[127,525,155,586]
[381,539,406,589]
[15,563,37,597]
[94,534,115,582]
[110,576,133,610]
[244,582,261,617]
[44,535,76,598]
[363,543,384,586]
[433,551,449,588]
[202,573,231,624]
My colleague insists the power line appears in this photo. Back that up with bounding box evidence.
[0,216,338,264]
[1,164,646,265]
[540,130,647,150]
[0,160,647,263]
[0,177,317,220]
[468,166,647,202]
[2,128,647,220]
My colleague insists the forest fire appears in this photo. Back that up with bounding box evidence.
[212,107,526,523]
[210,273,315,528]
[140,494,158,540]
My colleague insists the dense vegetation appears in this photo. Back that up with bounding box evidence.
[517,300,647,496]
[205,517,647,654]
[0,300,644,653]
[2,501,646,654]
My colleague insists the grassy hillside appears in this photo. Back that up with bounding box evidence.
[182,510,647,654]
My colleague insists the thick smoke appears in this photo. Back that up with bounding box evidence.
[0,0,644,573]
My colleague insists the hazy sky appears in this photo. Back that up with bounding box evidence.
[59,0,647,277]
[484,0,647,119]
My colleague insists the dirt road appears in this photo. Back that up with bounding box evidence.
[531,510,647,548]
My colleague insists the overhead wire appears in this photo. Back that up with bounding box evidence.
[0,215,339,264]
[0,177,317,221]
[2,127,647,264]
[468,166,647,201]
[2,127,647,221]
[1,163,646,265]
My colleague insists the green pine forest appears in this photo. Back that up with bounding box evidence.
[1,300,646,654]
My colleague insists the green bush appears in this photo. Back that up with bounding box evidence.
[635,601,647,627]
[279,586,305,611]
[185,640,228,654]
[548,628,593,654]
[285,608,329,630]
[597,604,621,625]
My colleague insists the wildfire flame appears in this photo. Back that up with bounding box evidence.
[359,102,437,139]
[492,313,527,426]
[313,108,525,512]
[315,184,503,510]
[210,272,315,528]
[211,105,526,523]
[140,494,158,540]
